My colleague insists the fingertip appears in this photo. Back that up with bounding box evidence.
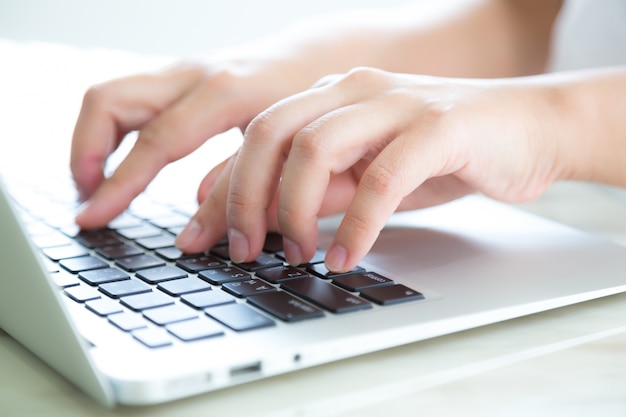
[325,243,348,273]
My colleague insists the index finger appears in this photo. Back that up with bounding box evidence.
[70,67,203,201]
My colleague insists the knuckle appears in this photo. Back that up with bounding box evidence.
[360,163,401,200]
[81,83,112,111]
[339,66,387,88]
[292,125,329,162]
[244,109,280,146]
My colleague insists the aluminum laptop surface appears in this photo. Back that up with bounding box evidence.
[1,170,626,406]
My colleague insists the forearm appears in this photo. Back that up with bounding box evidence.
[551,67,626,187]
[223,0,561,94]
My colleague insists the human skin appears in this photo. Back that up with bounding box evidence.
[74,0,626,273]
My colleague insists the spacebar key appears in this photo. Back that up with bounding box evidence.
[280,277,371,314]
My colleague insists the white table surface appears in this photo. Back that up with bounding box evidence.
[1,39,626,417]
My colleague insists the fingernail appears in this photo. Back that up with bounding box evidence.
[175,218,203,248]
[74,200,93,225]
[228,228,249,263]
[283,237,303,266]
[325,244,347,273]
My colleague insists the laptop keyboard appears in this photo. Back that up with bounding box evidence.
[9,179,425,349]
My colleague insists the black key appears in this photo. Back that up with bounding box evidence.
[121,292,175,312]
[176,255,226,273]
[143,304,198,326]
[222,279,277,298]
[167,319,224,342]
[115,254,165,272]
[75,230,122,248]
[181,290,236,309]
[42,243,89,261]
[96,243,143,260]
[235,253,283,271]
[157,277,212,296]
[79,267,130,286]
[332,271,394,292]
[359,284,424,305]
[85,298,124,316]
[205,303,275,332]
[255,265,309,284]
[135,265,187,284]
[248,291,324,322]
[305,263,365,279]
[108,312,147,332]
[99,279,152,298]
[135,233,176,250]
[64,284,101,303]
[276,249,326,265]
[59,255,109,274]
[198,266,250,285]
[280,277,371,314]
[209,244,230,260]
[262,233,284,253]
[132,328,173,348]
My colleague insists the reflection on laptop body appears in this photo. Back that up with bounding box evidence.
[1,173,626,407]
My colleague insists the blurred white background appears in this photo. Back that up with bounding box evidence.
[0,0,409,56]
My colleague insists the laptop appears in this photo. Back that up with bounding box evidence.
[2,148,626,408]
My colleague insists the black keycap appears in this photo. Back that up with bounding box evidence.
[305,263,365,279]
[132,328,173,348]
[176,255,226,273]
[181,290,236,309]
[248,291,324,322]
[75,230,122,248]
[276,249,326,265]
[135,265,187,284]
[235,253,284,271]
[59,255,109,274]
[157,277,212,296]
[198,266,250,285]
[143,304,198,326]
[167,319,224,342]
[96,243,143,260]
[99,279,152,298]
[262,233,284,253]
[209,244,230,260]
[120,292,174,312]
[332,271,394,292]
[79,267,130,286]
[359,284,425,305]
[281,277,371,314]
[115,254,165,272]
[205,303,275,332]
[222,279,277,298]
[254,265,309,284]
